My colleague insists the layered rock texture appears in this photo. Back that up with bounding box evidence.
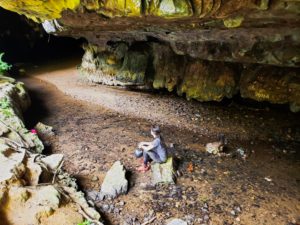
[99,161,128,200]
[1,0,299,111]
[0,75,102,225]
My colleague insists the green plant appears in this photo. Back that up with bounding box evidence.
[0,53,12,74]
[0,97,10,109]
[77,220,92,225]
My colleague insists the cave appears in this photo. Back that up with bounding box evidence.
[0,1,299,225]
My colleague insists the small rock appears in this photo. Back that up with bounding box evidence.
[230,210,236,216]
[114,208,120,214]
[203,214,210,222]
[166,218,187,225]
[91,176,99,181]
[264,177,272,182]
[34,122,55,138]
[119,201,125,206]
[101,204,110,212]
[234,206,242,213]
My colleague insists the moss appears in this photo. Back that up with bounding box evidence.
[240,66,300,112]
[117,51,148,84]
[177,61,237,102]
[82,0,100,11]
[99,0,141,17]
[0,0,80,22]
[258,0,269,10]
[0,53,11,74]
[147,0,192,17]
[223,16,244,28]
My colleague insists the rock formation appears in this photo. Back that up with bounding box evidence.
[0,75,102,225]
[99,161,128,200]
[0,0,299,111]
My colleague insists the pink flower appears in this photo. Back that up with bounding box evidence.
[30,129,37,134]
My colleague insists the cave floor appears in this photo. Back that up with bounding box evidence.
[19,60,300,225]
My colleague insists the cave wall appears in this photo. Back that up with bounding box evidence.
[79,42,300,112]
[0,0,299,111]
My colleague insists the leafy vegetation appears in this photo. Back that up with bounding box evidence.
[77,220,92,225]
[0,53,12,74]
[0,97,10,109]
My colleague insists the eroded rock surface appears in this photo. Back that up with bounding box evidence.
[152,157,175,185]
[99,161,128,200]
[0,75,102,225]
[79,42,300,110]
[1,0,300,111]
[240,65,300,112]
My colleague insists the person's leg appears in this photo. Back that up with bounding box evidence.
[146,151,162,163]
[143,151,151,165]
[137,151,151,172]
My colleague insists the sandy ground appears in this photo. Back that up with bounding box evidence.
[17,59,300,225]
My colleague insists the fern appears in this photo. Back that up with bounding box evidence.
[0,53,12,74]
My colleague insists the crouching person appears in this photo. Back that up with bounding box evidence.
[135,125,167,173]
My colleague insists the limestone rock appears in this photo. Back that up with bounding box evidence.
[63,186,101,221]
[206,142,224,155]
[80,43,148,86]
[25,154,43,185]
[151,157,175,185]
[99,161,128,199]
[0,75,102,225]
[0,0,80,22]
[0,144,26,184]
[152,44,185,92]
[0,76,44,153]
[41,154,64,171]
[166,218,188,225]
[35,122,55,139]
[240,66,300,112]
[177,60,238,102]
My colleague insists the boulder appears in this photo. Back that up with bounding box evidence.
[99,161,128,200]
[151,157,175,185]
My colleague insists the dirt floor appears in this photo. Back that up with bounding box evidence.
[18,59,300,225]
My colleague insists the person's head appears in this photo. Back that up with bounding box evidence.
[151,125,161,138]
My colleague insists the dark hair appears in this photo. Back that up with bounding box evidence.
[151,125,161,136]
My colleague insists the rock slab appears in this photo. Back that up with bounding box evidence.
[151,157,175,185]
[99,161,128,199]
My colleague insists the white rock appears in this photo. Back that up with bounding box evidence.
[99,161,128,199]
[41,154,64,171]
[0,144,26,183]
[166,218,188,225]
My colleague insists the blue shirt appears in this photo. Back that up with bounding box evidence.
[151,137,167,162]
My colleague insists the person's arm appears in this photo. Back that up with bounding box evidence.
[142,139,160,152]
[141,143,155,152]
[138,141,152,148]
